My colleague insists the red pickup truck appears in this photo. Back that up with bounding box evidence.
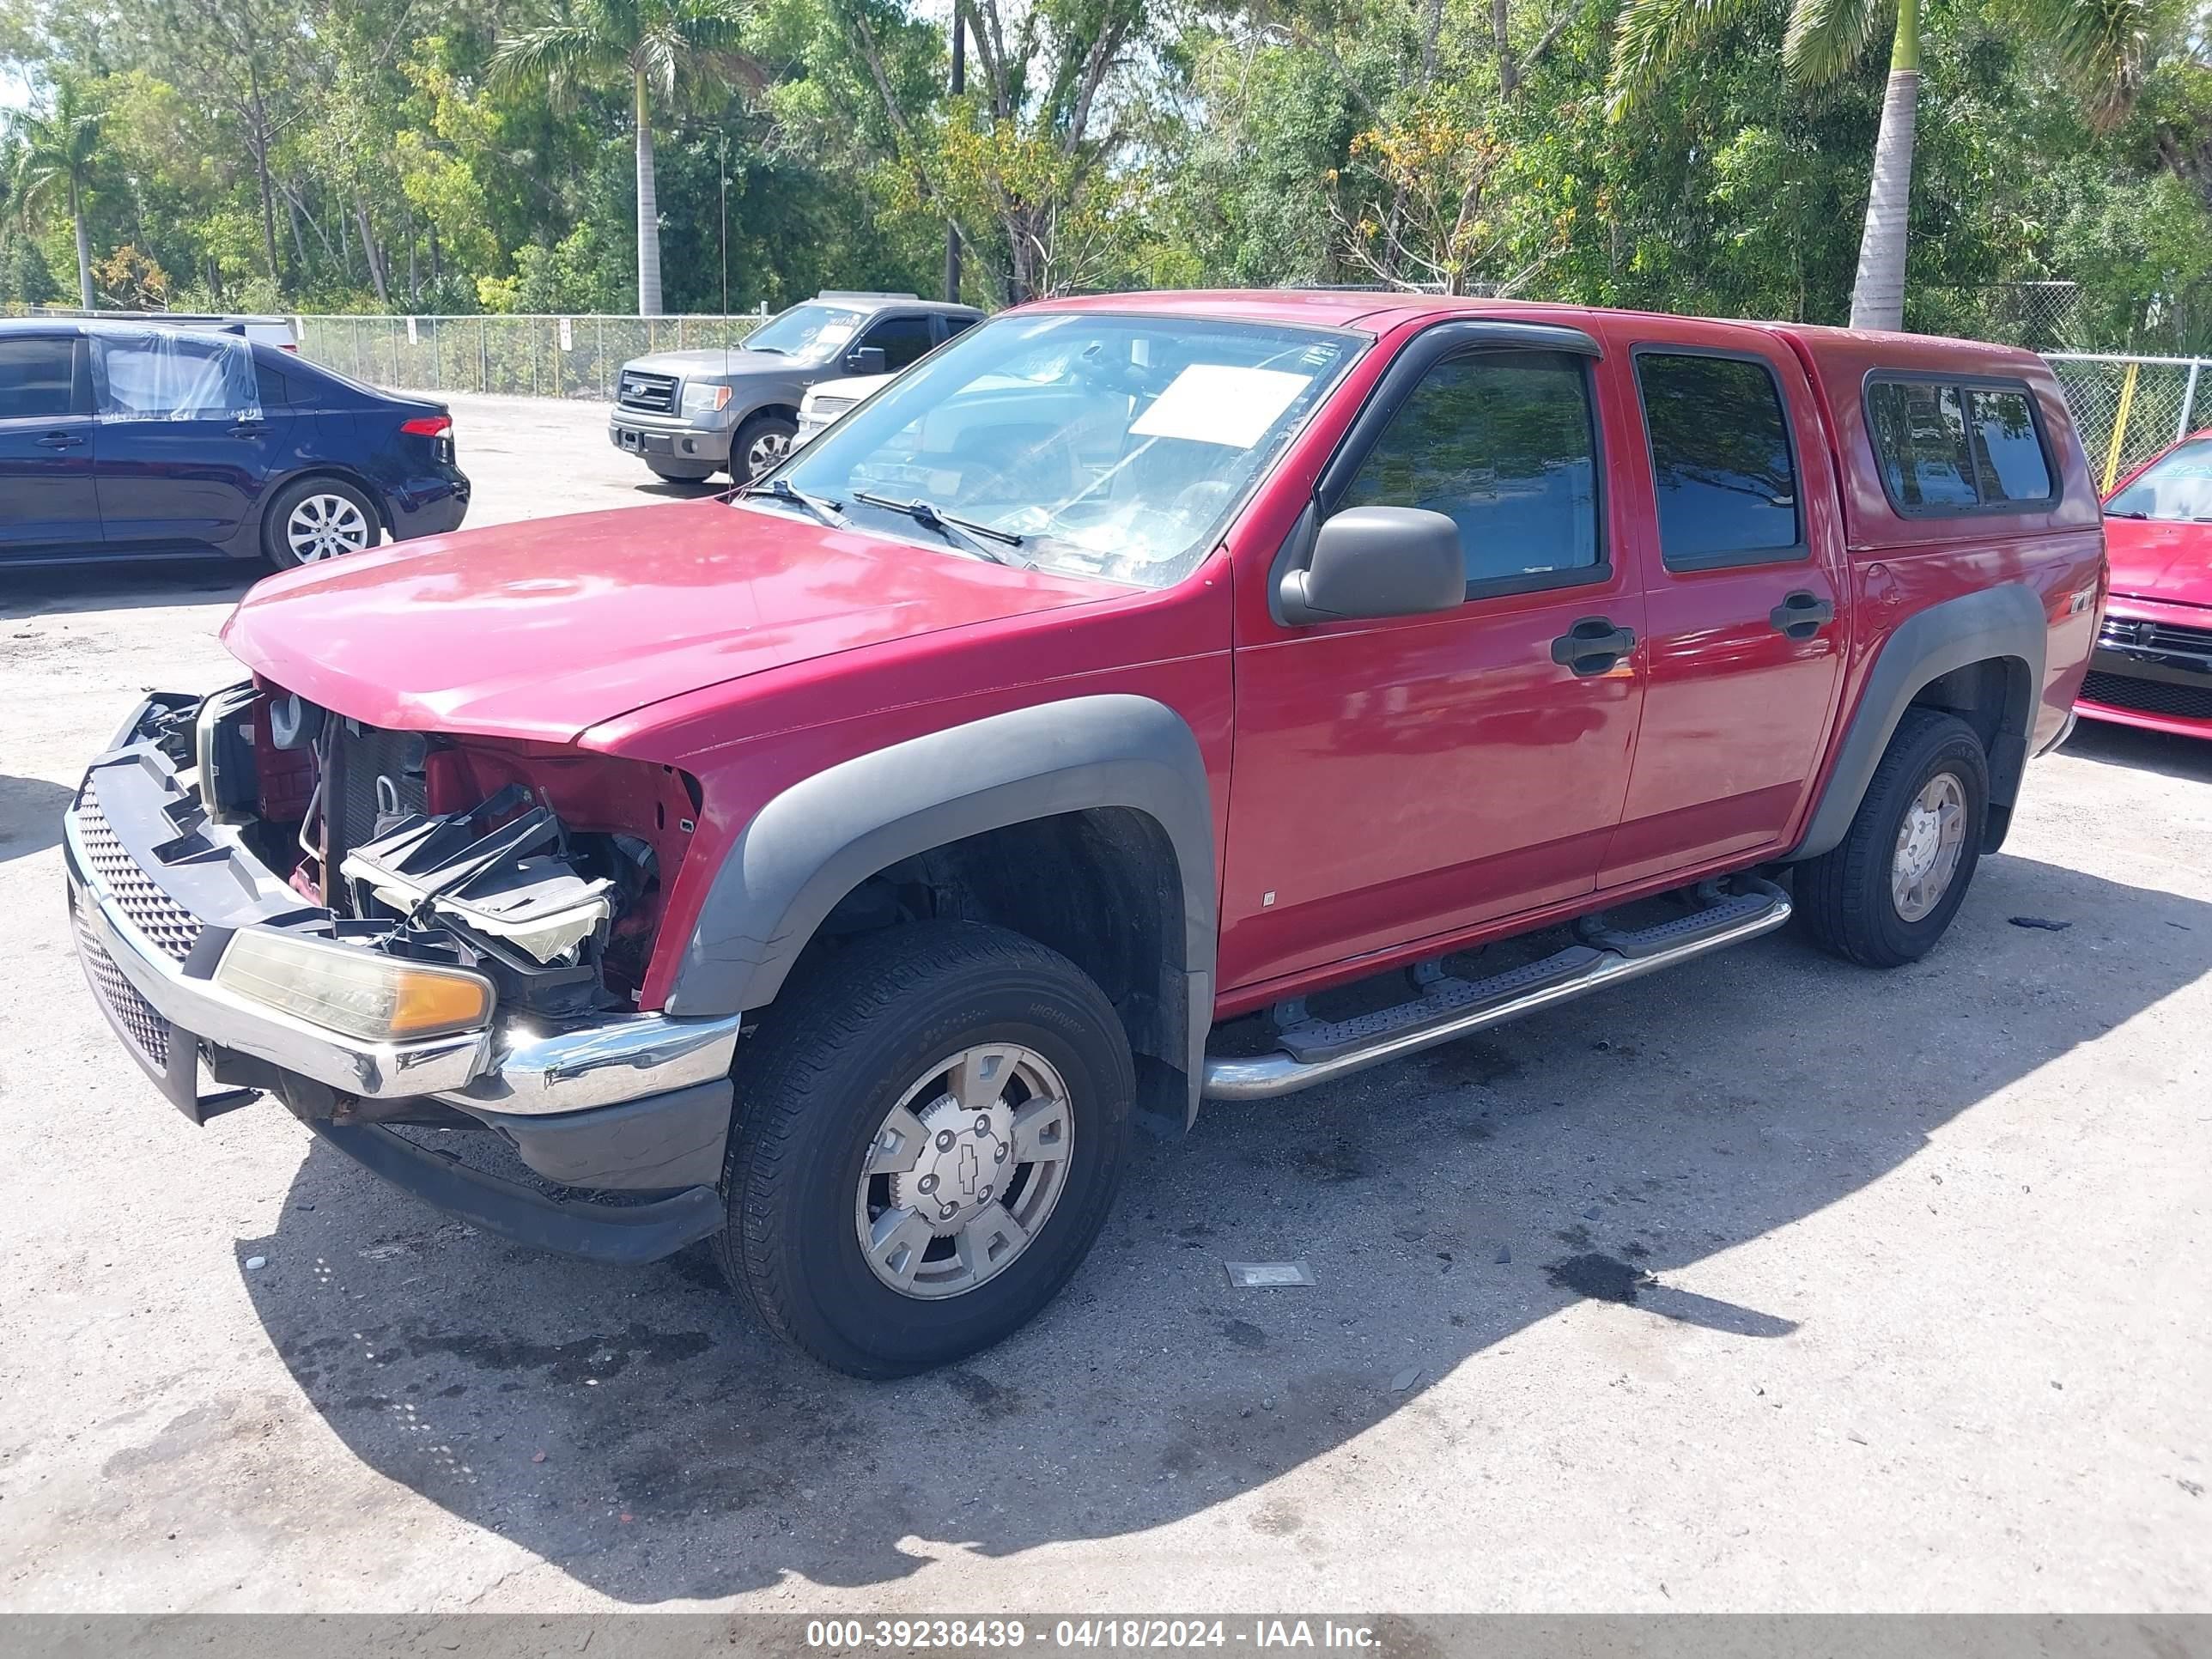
[64,292,2103,1376]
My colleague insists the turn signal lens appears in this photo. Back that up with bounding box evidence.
[216,929,494,1042]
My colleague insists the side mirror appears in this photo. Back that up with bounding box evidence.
[1278,505,1466,624]
[847,346,889,375]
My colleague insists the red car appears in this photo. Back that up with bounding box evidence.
[64,292,2103,1375]
[2078,428,2212,737]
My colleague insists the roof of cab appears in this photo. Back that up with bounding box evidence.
[1029,289,2054,371]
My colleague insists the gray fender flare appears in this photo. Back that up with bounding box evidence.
[664,694,1217,1102]
[1789,582,2046,863]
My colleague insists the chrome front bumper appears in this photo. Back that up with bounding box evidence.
[64,700,741,1122]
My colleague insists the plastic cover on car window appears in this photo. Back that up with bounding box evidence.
[88,324,261,422]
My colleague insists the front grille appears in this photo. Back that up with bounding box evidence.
[617,370,678,415]
[2100,616,2212,658]
[75,781,202,962]
[71,889,172,1067]
[2081,670,2212,722]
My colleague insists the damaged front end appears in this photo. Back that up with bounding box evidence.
[216,684,694,1023]
[63,685,738,1265]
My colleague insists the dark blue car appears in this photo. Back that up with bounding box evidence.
[0,319,470,570]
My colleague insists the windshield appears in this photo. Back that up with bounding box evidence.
[771,312,1362,587]
[2108,437,2212,521]
[743,302,870,362]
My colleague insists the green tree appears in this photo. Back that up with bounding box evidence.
[13,76,104,308]
[1607,0,2159,331]
[491,0,756,315]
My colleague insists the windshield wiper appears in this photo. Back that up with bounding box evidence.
[850,489,1030,567]
[739,477,848,527]
[2108,509,2149,519]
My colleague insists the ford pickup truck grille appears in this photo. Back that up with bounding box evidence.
[617,370,678,415]
[2081,669,2212,721]
[70,886,172,1067]
[76,779,203,963]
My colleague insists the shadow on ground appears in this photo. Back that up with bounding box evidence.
[232,851,2208,1601]
[2,559,257,619]
[633,479,732,503]
[2063,716,2212,785]
[0,776,75,865]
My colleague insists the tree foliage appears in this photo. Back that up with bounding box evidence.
[0,0,2205,350]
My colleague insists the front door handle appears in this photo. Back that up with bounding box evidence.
[1551,616,1637,678]
[228,421,268,437]
[35,432,84,450]
[1770,590,1836,639]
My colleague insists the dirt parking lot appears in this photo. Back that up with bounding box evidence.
[1,392,2207,1614]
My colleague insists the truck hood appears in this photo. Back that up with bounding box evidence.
[221,500,1109,743]
[2104,516,2212,607]
[623,349,809,381]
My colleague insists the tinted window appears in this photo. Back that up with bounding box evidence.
[1637,351,1800,566]
[0,337,75,421]
[2106,437,2212,521]
[945,315,980,341]
[1967,387,2052,502]
[1867,381,1978,509]
[1338,349,1600,586]
[860,315,937,371]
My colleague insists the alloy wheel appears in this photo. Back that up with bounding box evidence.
[286,493,374,562]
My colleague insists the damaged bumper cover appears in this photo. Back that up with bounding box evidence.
[63,696,737,1264]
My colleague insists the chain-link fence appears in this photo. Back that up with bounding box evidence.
[278,310,2209,491]
[2046,354,2209,492]
[293,313,767,401]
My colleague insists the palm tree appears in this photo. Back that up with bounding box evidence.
[492,0,753,316]
[1607,0,2153,331]
[14,79,106,311]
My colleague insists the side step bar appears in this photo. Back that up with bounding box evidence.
[1200,878,1792,1103]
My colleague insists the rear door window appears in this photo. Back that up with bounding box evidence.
[0,337,76,420]
[1635,350,1802,568]
[1867,377,2055,513]
[860,315,938,372]
[1336,349,1601,592]
[91,327,260,420]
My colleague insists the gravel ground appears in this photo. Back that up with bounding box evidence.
[1,392,2207,1614]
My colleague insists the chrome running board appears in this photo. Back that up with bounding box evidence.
[1200,878,1791,1102]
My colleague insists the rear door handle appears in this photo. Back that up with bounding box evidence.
[34,432,84,450]
[228,421,268,437]
[1550,616,1637,677]
[1770,590,1836,639]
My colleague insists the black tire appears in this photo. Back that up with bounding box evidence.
[646,459,716,483]
[1796,708,1990,968]
[261,475,382,569]
[714,921,1133,1377]
[730,412,799,485]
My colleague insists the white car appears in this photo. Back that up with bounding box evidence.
[795,371,897,445]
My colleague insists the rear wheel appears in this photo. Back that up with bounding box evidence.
[1796,708,1989,968]
[263,477,380,568]
[731,413,798,485]
[714,921,1133,1377]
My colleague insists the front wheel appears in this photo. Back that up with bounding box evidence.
[731,413,798,485]
[1796,708,1989,968]
[715,921,1133,1376]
